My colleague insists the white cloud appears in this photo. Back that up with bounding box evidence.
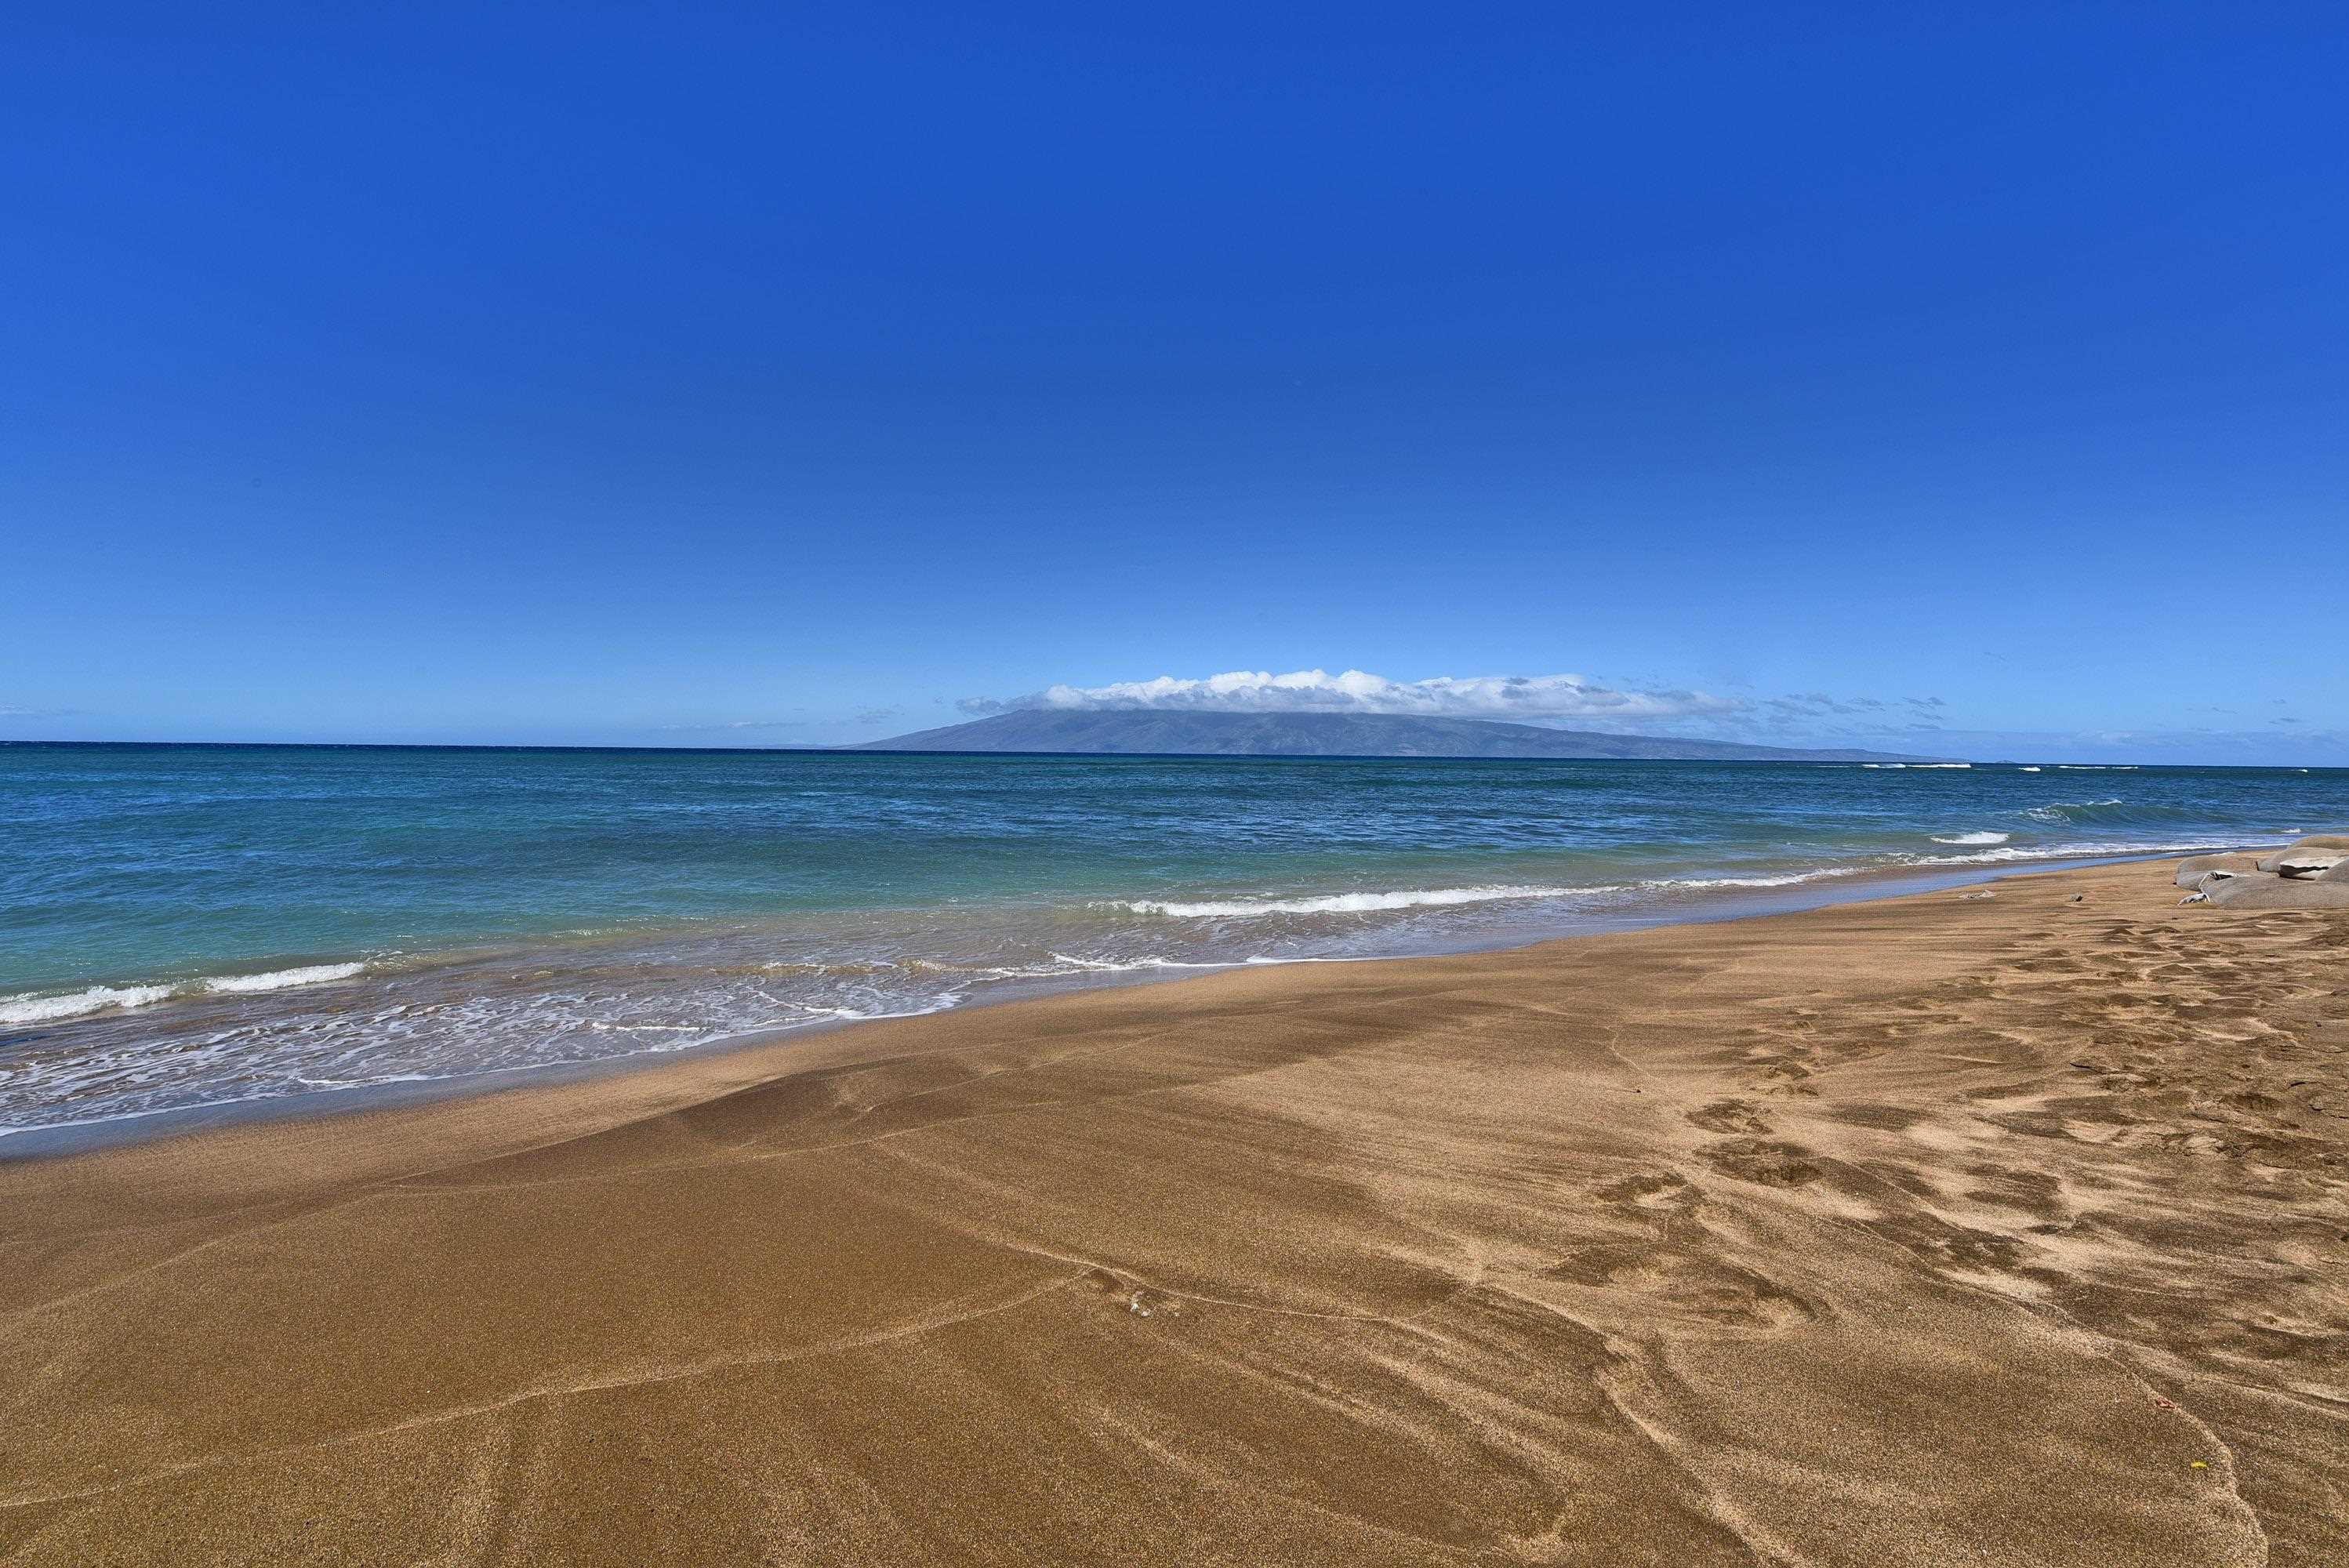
[961,668,1745,725]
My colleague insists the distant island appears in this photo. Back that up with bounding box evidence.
[855,710,1959,763]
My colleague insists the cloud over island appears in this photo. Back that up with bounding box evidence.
[958,669,1746,727]
[934,670,2344,763]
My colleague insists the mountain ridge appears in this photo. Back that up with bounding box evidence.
[855,710,1959,763]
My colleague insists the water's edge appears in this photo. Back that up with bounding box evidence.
[0,849,2194,1163]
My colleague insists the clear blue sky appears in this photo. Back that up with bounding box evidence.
[5,3,2344,762]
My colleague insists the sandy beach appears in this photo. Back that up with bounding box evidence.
[2,857,2343,1566]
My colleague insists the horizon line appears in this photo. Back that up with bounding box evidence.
[5,738,2344,771]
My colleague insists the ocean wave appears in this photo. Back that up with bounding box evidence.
[1,962,368,1028]
[1644,869,1861,890]
[1644,838,2266,881]
[1861,763,1973,769]
[1111,886,1577,918]
[0,984,176,1025]
[1906,836,2277,868]
[2021,799,2126,822]
[1240,953,1387,966]
[203,962,366,995]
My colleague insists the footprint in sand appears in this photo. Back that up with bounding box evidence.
[1698,1138,1826,1189]
[1541,1240,1819,1328]
[1686,1099,1772,1135]
[1594,1171,1699,1210]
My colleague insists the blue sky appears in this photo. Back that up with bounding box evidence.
[5,3,2344,763]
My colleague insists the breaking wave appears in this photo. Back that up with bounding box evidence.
[2021,799,2129,823]
[0,985,176,1026]
[1113,886,1577,918]
[203,962,368,995]
[2,962,368,1028]
[1649,869,1861,890]
[1908,835,2281,868]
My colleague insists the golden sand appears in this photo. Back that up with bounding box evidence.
[2,860,2343,1565]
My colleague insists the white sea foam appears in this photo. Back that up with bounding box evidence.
[0,985,176,1026]
[1113,886,1576,918]
[2018,766,2042,772]
[203,962,366,995]
[1240,953,1386,965]
[1930,831,2012,845]
[1646,869,1861,889]
[1907,836,2278,868]
[2024,800,2123,822]
[2,963,368,1029]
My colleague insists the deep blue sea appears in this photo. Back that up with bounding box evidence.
[3,743,2342,1141]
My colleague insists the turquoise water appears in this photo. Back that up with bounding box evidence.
[3,742,2341,1138]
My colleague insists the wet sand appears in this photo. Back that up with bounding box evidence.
[2,858,2343,1565]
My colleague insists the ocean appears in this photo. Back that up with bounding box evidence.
[3,742,2340,1142]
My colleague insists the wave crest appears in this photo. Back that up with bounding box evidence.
[0,985,176,1025]
[1113,885,1575,919]
[2023,799,2126,822]
[1910,835,2275,867]
[2,962,367,1028]
[204,963,366,995]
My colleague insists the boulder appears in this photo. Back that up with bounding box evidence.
[2174,853,2259,889]
[2254,834,2349,873]
[2203,874,2349,910]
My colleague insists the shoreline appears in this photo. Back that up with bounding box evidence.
[3,853,2341,1563]
[0,846,2248,1161]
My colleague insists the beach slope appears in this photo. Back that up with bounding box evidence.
[2,861,2343,1565]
